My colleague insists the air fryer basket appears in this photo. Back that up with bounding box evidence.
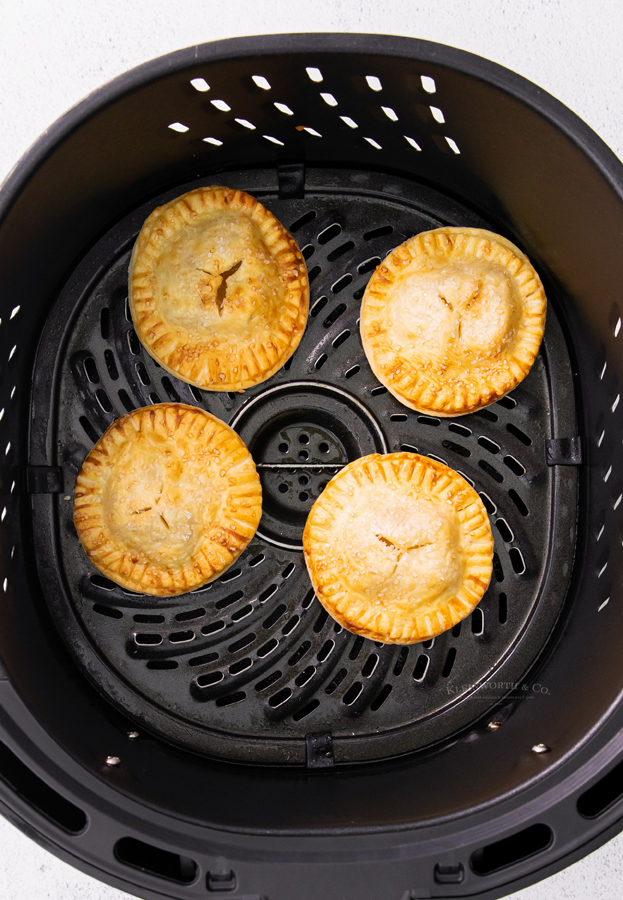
[1,32,623,900]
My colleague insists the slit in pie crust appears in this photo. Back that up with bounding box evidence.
[360,227,547,416]
[303,452,494,644]
[129,186,309,392]
[74,403,262,596]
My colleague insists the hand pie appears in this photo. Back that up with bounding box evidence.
[360,227,546,416]
[74,403,262,596]
[129,186,309,391]
[303,452,493,644]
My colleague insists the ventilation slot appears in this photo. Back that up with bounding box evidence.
[115,837,197,884]
[229,632,257,654]
[393,646,409,676]
[509,489,529,516]
[176,607,205,622]
[498,593,508,624]
[442,439,470,458]
[0,741,87,834]
[470,824,552,876]
[507,423,532,445]
[325,668,348,694]
[215,692,246,707]
[323,303,347,328]
[290,210,317,232]
[578,758,623,818]
[292,699,320,721]
[93,604,123,619]
[215,590,243,609]
[370,684,392,711]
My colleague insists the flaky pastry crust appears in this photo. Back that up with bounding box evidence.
[360,227,547,416]
[74,404,262,596]
[303,453,493,643]
[129,186,309,391]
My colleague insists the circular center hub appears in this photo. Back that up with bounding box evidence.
[230,381,388,549]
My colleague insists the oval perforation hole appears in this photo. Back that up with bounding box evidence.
[345,365,360,379]
[289,641,312,666]
[134,613,165,624]
[333,329,351,348]
[317,639,334,662]
[451,622,462,637]
[442,439,470,458]
[332,274,353,294]
[104,349,119,380]
[147,659,178,670]
[232,604,253,621]
[135,633,163,646]
[255,671,281,691]
[358,256,381,274]
[363,225,393,241]
[471,608,484,635]
[127,330,141,355]
[508,489,529,516]
[216,692,246,707]
[474,408,498,422]
[342,682,363,705]
[323,303,346,328]
[449,423,471,437]
[441,647,457,677]
[325,668,348,694]
[268,687,292,708]
[249,554,265,567]
[492,552,504,583]
[349,636,365,660]
[498,593,508,623]
[258,583,278,603]
[497,395,517,409]
[219,568,242,583]
[161,376,180,402]
[318,223,341,244]
[92,604,123,619]
[100,307,110,339]
[289,210,317,232]
[263,604,287,629]
[413,654,430,681]
[509,547,526,575]
[291,699,320,721]
[215,590,243,609]
[95,389,113,413]
[327,241,355,261]
[496,519,514,543]
[506,423,532,445]
[370,385,387,396]
[361,653,379,677]
[188,652,219,667]
[504,455,526,476]
[478,436,500,454]
[118,389,135,412]
[310,296,328,318]
[370,684,392,711]
[228,633,256,653]
[294,665,316,687]
[393,646,409,676]
[90,574,116,591]
[282,615,299,635]
[169,630,194,644]
[229,657,252,675]
[79,416,98,443]
[257,638,279,658]
[201,620,225,636]
[175,607,205,622]
[478,460,504,483]
[83,356,100,383]
[418,415,440,426]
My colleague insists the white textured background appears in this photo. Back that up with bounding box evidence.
[1,1,623,898]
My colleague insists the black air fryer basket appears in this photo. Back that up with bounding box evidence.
[1,32,622,900]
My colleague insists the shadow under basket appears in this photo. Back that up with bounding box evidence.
[1,32,623,900]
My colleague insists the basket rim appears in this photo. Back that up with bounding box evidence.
[1,32,622,225]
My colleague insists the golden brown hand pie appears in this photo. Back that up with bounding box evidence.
[74,404,262,596]
[303,452,493,644]
[360,227,546,416]
[129,186,309,391]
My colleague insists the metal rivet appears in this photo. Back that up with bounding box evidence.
[127,731,140,740]
[105,755,121,766]
[532,743,550,754]
[487,721,501,731]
